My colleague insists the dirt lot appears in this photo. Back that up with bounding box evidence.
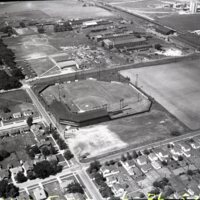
[120,58,200,130]
[68,103,187,158]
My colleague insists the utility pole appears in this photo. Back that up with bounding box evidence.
[135,74,139,87]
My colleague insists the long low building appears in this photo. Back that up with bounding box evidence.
[103,37,147,49]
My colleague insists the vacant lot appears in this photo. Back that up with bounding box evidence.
[121,58,200,130]
[42,80,150,113]
[68,103,187,158]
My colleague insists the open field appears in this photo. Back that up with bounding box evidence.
[109,0,176,19]
[157,14,200,32]
[68,103,187,158]
[41,79,150,113]
[120,58,200,130]
[0,1,113,19]
[4,34,58,60]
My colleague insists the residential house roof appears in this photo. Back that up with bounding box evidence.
[178,142,191,152]
[23,160,34,172]
[140,163,152,173]
[33,188,47,200]
[10,166,23,177]
[148,153,158,162]
[137,155,147,165]
[151,161,161,170]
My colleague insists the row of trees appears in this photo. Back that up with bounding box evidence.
[15,160,63,183]
[0,39,24,90]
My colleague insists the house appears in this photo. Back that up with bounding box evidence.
[151,161,161,170]
[0,169,10,180]
[191,141,200,149]
[122,159,135,170]
[148,153,158,162]
[140,164,152,173]
[37,140,51,149]
[100,165,119,177]
[106,174,118,187]
[131,167,143,179]
[154,148,169,159]
[13,112,22,119]
[23,110,33,117]
[179,143,191,152]
[127,166,136,176]
[187,188,195,196]
[23,160,34,173]
[10,166,23,177]
[170,146,183,156]
[137,155,147,165]
[47,155,58,163]
[33,188,47,200]
[112,183,126,198]
[183,151,191,158]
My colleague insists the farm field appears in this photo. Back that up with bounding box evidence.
[68,103,187,158]
[41,79,150,113]
[120,58,200,130]
[0,1,113,19]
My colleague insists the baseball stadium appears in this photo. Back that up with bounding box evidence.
[39,79,151,127]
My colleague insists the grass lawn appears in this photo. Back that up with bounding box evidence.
[43,181,66,200]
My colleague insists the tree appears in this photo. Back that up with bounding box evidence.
[126,152,132,160]
[19,22,26,28]
[154,44,162,50]
[0,150,10,160]
[132,150,138,159]
[121,154,127,162]
[33,160,62,179]
[2,106,10,113]
[143,149,150,155]
[67,182,84,194]
[11,68,25,80]
[26,116,33,127]
[52,132,60,140]
[187,170,194,176]
[0,180,19,198]
[64,150,74,160]
[153,181,160,188]
[57,138,68,150]
[15,172,27,183]
[88,161,101,174]
[27,171,36,180]
[41,146,51,157]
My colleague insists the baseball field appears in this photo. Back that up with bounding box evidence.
[120,58,200,130]
[41,79,150,114]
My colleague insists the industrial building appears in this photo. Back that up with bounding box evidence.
[57,60,79,70]
[155,26,175,36]
[103,37,147,49]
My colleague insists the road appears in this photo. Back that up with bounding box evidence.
[23,83,104,200]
